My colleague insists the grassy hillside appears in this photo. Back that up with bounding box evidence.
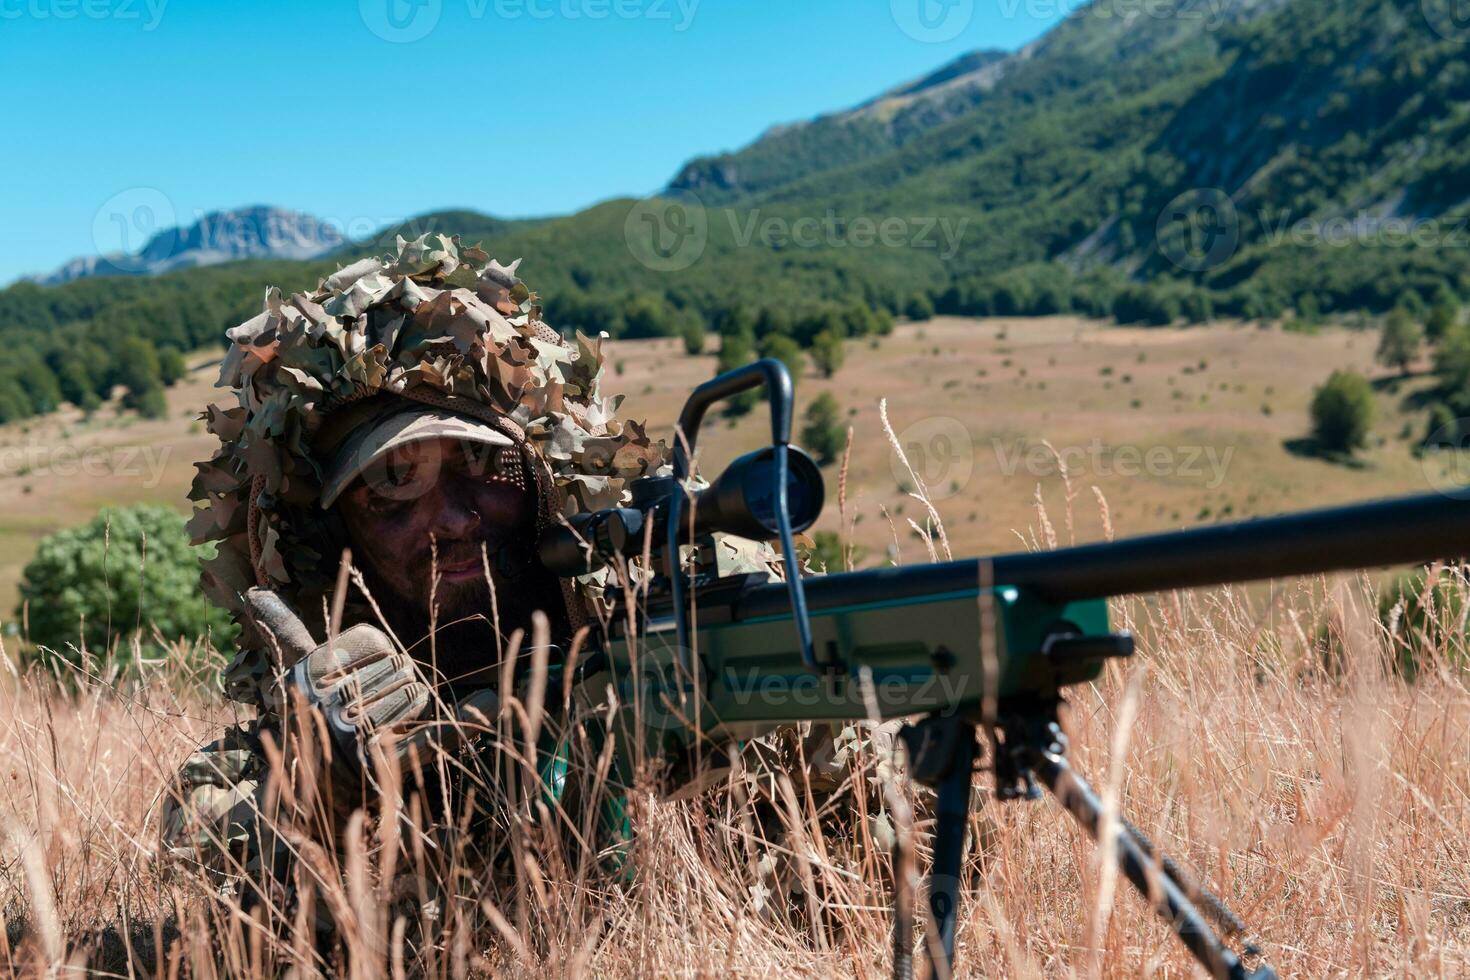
[0,316,1447,619]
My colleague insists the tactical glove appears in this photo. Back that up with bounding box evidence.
[242,587,497,774]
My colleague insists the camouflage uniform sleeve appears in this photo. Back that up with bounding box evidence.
[159,722,278,886]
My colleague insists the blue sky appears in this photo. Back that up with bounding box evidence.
[0,0,1070,283]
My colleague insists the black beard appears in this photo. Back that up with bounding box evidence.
[360,557,569,696]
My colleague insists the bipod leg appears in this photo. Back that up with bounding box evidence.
[896,715,978,980]
[926,723,975,977]
[1025,721,1276,980]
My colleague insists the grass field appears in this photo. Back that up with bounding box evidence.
[0,501,1465,976]
[0,316,1466,975]
[0,315,1450,618]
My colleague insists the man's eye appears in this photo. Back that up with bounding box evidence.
[364,490,409,514]
[356,461,423,512]
[382,463,420,487]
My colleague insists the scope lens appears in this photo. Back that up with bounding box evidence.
[742,448,822,532]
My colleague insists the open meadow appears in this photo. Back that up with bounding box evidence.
[0,316,1465,977]
[0,315,1450,614]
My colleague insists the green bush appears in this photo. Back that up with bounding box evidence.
[1433,322,1470,416]
[905,292,935,321]
[1379,572,1468,679]
[1426,287,1459,341]
[801,392,846,465]
[759,334,805,386]
[1423,402,1458,446]
[1376,307,1421,376]
[716,332,759,416]
[810,329,845,378]
[1310,370,1374,454]
[16,504,235,665]
[679,316,706,356]
[116,336,169,419]
[158,345,188,385]
[798,530,865,574]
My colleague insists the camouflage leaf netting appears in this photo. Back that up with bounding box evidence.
[187,233,668,701]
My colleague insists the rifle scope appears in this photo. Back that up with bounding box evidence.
[539,444,824,576]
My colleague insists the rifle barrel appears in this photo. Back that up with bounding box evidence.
[735,490,1470,617]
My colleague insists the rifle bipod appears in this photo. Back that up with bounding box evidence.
[893,707,1277,980]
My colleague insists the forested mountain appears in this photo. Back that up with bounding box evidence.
[2,0,1468,425]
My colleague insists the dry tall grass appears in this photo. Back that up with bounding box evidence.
[0,506,1467,978]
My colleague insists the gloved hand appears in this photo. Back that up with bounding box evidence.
[242,587,498,774]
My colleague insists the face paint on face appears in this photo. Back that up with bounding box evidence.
[335,436,565,683]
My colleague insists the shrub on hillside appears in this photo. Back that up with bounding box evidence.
[1426,287,1460,340]
[16,504,234,667]
[809,330,845,378]
[716,332,759,417]
[801,393,846,465]
[759,334,805,385]
[905,292,935,321]
[679,317,705,355]
[1310,370,1374,455]
[1377,307,1422,375]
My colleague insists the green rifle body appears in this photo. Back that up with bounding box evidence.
[577,487,1469,773]
[596,581,1108,765]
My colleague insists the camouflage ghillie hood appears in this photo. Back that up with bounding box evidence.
[188,234,668,697]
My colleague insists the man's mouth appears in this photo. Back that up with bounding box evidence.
[436,554,487,583]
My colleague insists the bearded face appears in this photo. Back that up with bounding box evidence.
[334,436,567,689]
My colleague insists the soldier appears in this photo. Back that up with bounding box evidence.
[162,234,876,950]
[162,234,680,909]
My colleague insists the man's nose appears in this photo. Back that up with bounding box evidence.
[428,492,482,540]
